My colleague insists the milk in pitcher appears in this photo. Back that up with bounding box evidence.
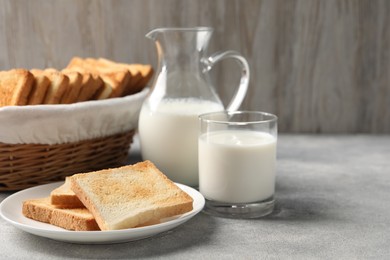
[138,98,223,186]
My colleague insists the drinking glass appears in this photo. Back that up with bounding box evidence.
[198,111,277,218]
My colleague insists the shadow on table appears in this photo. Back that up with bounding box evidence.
[261,181,335,222]
[15,213,216,259]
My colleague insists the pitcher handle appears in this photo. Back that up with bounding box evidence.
[202,50,250,111]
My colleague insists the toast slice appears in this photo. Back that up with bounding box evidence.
[31,69,69,104]
[50,177,84,208]
[65,69,113,100]
[75,57,131,97]
[27,72,50,105]
[69,161,194,231]
[22,197,100,231]
[60,70,83,104]
[66,56,87,69]
[95,58,142,94]
[0,69,34,106]
[74,72,104,102]
[99,70,130,98]
[43,70,69,104]
[66,57,130,98]
[131,64,154,90]
[97,58,153,95]
[69,57,152,96]
[63,63,109,101]
[91,78,113,100]
[50,178,161,227]
[84,58,133,97]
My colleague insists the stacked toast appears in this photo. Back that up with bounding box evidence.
[0,57,153,107]
[22,161,194,231]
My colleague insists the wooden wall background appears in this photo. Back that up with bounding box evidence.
[0,0,389,133]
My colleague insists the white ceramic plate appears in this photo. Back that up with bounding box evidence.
[0,182,204,244]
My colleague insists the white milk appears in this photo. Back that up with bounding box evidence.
[199,130,276,203]
[138,98,223,187]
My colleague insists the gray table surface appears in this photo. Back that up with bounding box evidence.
[1,134,389,259]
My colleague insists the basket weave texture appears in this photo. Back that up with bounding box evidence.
[0,130,135,191]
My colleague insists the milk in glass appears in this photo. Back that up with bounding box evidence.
[198,130,276,203]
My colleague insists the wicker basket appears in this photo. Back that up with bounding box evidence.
[0,88,148,191]
[0,130,135,191]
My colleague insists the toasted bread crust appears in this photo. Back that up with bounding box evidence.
[27,73,50,105]
[22,197,100,231]
[43,70,69,104]
[0,69,34,106]
[60,71,83,104]
[67,57,130,98]
[130,64,154,92]
[31,69,70,104]
[50,177,84,208]
[70,161,193,230]
[97,58,153,95]
[92,81,113,100]
[0,58,152,107]
[100,70,130,98]
[76,73,104,102]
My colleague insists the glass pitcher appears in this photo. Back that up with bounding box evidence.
[138,27,250,187]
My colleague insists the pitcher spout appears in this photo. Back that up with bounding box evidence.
[145,28,161,41]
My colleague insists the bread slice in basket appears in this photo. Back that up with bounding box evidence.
[0,69,34,106]
[97,58,153,95]
[27,72,50,105]
[30,69,69,104]
[72,71,104,102]
[60,70,83,104]
[69,160,194,231]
